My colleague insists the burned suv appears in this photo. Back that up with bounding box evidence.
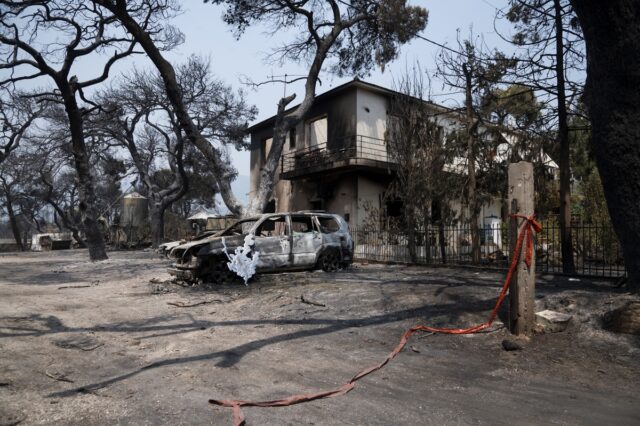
[168,212,353,283]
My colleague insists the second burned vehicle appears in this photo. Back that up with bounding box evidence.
[168,212,353,283]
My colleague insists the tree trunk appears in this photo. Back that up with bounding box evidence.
[424,212,432,264]
[246,114,290,215]
[149,203,165,249]
[407,226,417,263]
[98,2,244,216]
[59,82,107,261]
[5,194,24,251]
[570,0,640,292]
[439,221,447,264]
[464,64,481,263]
[554,0,576,274]
[71,229,87,249]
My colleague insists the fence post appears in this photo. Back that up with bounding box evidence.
[508,161,536,336]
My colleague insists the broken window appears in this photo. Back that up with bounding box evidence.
[289,127,296,150]
[261,137,273,164]
[385,199,403,217]
[291,216,315,234]
[255,216,288,237]
[317,217,340,233]
[221,219,258,236]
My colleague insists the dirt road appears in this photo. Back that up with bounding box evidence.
[1,250,638,425]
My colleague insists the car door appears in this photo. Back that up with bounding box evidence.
[253,215,291,271]
[291,215,323,267]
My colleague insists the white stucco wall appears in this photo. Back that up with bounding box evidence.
[356,89,387,140]
[356,176,386,226]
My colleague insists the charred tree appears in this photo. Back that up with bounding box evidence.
[386,67,453,263]
[498,0,584,273]
[437,35,514,263]
[95,57,253,246]
[569,0,640,291]
[463,63,481,263]
[0,2,176,259]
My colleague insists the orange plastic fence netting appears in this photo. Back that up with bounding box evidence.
[209,215,542,426]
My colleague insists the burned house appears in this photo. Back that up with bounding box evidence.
[248,79,555,229]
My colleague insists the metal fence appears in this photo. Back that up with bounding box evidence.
[350,219,626,278]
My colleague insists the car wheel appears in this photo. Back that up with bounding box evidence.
[208,257,235,284]
[319,249,340,272]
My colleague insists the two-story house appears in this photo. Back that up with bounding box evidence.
[247,79,548,228]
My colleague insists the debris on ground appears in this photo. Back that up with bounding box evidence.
[502,339,524,351]
[44,370,74,383]
[300,295,326,307]
[602,301,640,335]
[150,283,172,294]
[1,250,639,425]
[53,335,104,351]
[58,280,99,290]
[536,310,573,333]
[167,299,223,308]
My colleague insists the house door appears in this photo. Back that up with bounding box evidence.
[253,215,291,271]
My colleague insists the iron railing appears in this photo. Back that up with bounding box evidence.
[281,135,395,176]
[351,219,625,278]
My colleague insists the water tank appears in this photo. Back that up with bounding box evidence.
[121,192,148,228]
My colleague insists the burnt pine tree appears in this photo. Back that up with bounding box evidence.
[498,0,585,273]
[0,91,44,165]
[386,69,454,263]
[569,0,640,292]
[0,152,30,250]
[436,35,515,263]
[0,1,181,260]
[95,56,255,246]
[93,0,428,215]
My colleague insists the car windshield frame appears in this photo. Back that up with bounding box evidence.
[219,218,259,236]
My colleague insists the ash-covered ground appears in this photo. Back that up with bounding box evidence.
[1,250,638,425]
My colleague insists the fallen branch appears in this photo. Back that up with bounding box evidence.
[80,343,104,352]
[45,370,74,383]
[300,295,326,307]
[58,285,91,290]
[167,300,222,308]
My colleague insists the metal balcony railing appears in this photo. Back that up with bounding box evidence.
[280,135,395,177]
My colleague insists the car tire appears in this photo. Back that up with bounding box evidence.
[207,257,235,284]
[319,249,340,272]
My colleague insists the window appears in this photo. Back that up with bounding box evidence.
[220,219,258,236]
[317,217,340,233]
[289,127,296,150]
[264,199,276,213]
[385,199,403,217]
[307,116,327,148]
[291,216,315,233]
[255,215,288,237]
[261,137,273,164]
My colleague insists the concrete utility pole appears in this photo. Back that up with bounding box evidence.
[508,161,536,336]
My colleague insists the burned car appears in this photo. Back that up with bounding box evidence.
[157,230,218,257]
[167,212,353,283]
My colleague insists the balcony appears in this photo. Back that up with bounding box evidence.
[280,135,397,180]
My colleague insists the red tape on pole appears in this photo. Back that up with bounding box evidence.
[210,216,542,426]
